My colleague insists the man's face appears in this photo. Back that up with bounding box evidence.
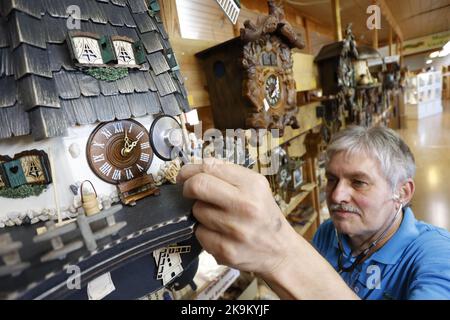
[325,151,396,238]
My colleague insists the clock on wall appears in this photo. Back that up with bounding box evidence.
[195,0,304,133]
[86,119,153,184]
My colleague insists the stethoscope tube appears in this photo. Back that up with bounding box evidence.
[336,202,403,274]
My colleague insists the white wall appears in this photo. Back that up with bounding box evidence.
[0,115,165,220]
[378,44,450,72]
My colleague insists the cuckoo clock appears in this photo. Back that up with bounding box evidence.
[196,0,304,134]
[86,119,159,205]
[314,24,358,137]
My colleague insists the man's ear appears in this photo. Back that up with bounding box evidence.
[398,179,415,205]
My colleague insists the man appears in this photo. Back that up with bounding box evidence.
[177,126,450,299]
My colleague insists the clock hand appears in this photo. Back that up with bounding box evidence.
[121,131,131,157]
[124,140,138,155]
[271,78,279,98]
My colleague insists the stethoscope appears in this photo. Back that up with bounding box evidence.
[335,199,403,274]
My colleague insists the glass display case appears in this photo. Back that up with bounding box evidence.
[405,71,443,119]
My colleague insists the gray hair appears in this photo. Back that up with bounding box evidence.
[326,126,416,189]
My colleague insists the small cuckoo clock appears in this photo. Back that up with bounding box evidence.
[196,0,304,134]
[314,24,359,139]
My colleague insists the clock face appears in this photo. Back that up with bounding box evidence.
[265,74,281,107]
[86,119,153,184]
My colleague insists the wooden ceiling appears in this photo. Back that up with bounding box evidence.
[286,0,450,46]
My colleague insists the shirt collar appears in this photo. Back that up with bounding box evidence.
[332,207,420,265]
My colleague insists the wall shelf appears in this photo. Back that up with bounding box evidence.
[292,210,318,237]
[283,191,311,217]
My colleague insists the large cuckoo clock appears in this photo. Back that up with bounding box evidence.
[196,0,304,134]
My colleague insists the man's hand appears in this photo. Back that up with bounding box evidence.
[178,158,359,300]
[177,158,296,278]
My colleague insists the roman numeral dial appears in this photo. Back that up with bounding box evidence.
[86,119,153,184]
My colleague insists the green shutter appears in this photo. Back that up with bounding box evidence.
[98,36,117,64]
[3,160,27,188]
[166,48,180,71]
[149,0,160,13]
[133,41,146,65]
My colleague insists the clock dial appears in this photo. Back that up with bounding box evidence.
[86,119,153,184]
[265,74,281,107]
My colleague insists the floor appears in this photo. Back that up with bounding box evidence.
[396,99,450,230]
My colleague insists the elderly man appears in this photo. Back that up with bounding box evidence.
[178,126,450,299]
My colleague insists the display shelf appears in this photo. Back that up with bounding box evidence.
[300,182,316,192]
[256,102,322,153]
[283,191,310,217]
[292,210,318,236]
[404,71,443,119]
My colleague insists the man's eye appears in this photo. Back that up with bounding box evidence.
[352,180,368,188]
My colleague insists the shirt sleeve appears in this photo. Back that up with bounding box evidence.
[312,219,333,255]
[407,231,450,300]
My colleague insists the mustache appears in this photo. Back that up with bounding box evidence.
[329,203,362,215]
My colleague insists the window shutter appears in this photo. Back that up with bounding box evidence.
[133,41,147,65]
[149,0,160,13]
[3,160,27,188]
[98,36,117,64]
[166,48,179,71]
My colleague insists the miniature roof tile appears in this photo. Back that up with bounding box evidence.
[0,17,10,47]
[153,71,178,96]
[147,51,170,75]
[133,12,157,34]
[0,0,191,140]
[127,0,149,14]
[12,45,53,79]
[0,48,14,77]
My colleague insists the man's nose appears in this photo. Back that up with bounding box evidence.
[329,180,352,204]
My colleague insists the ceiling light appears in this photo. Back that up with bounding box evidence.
[426,59,433,64]
[429,51,440,58]
[438,50,449,58]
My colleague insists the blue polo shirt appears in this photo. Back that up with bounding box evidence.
[312,207,450,299]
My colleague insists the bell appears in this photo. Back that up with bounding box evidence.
[80,180,100,216]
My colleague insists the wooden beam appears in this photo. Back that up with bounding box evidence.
[331,0,342,41]
[399,41,403,66]
[303,17,312,54]
[159,0,180,38]
[389,26,393,55]
[372,25,378,49]
[395,36,399,55]
[374,0,403,42]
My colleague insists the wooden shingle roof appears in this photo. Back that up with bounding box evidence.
[0,0,190,140]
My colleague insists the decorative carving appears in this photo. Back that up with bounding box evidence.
[241,0,304,132]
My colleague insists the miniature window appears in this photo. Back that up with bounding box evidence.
[113,40,136,65]
[72,37,104,65]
